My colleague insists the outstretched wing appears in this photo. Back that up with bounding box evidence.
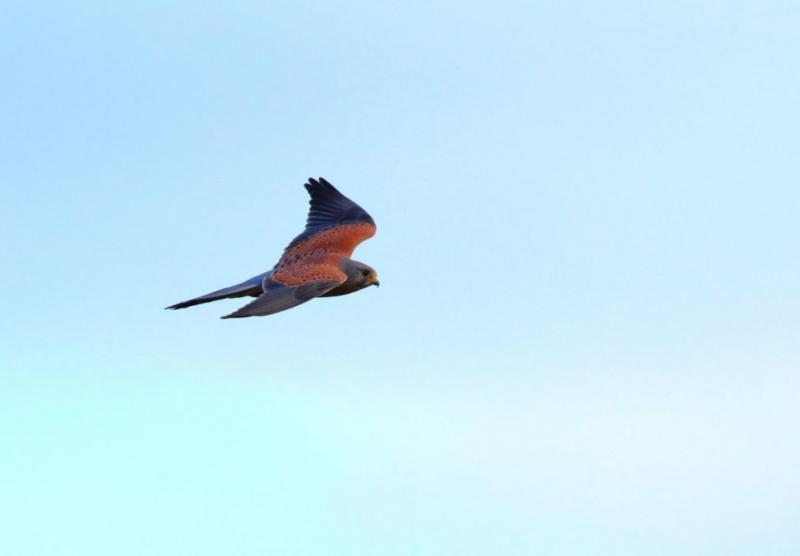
[221,277,343,319]
[270,177,376,288]
[165,271,269,310]
[281,177,376,258]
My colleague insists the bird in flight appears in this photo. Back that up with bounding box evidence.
[166,177,379,319]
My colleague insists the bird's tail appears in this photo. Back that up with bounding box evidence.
[165,272,269,310]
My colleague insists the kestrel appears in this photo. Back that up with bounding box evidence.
[166,177,379,319]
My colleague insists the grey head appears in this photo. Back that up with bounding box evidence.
[320,259,379,297]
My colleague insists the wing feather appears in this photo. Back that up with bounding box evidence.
[281,177,376,258]
[221,279,343,319]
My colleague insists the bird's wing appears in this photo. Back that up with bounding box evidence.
[165,271,269,310]
[278,177,376,261]
[221,276,344,319]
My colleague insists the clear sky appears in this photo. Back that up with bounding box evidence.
[2,1,799,555]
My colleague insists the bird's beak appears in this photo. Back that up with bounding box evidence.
[370,272,380,287]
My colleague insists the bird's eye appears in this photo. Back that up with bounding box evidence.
[362,269,370,276]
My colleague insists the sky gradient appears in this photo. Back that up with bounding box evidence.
[2,1,799,555]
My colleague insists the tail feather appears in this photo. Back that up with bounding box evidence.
[166,272,269,310]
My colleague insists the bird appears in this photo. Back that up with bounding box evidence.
[166,177,379,319]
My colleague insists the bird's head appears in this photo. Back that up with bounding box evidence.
[343,259,380,290]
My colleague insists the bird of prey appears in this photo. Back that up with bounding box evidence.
[166,177,379,319]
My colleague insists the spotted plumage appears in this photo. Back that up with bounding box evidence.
[166,177,379,318]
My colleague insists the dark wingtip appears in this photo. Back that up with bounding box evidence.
[220,309,244,319]
[304,177,338,195]
[318,177,338,192]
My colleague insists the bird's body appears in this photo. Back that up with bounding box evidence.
[166,178,379,318]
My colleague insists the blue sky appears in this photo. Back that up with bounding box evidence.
[2,1,799,555]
